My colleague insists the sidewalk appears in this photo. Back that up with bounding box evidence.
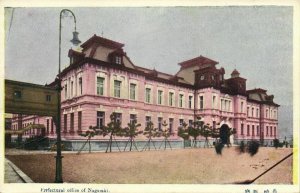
[4,158,34,183]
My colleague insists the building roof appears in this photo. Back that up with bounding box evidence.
[60,57,195,89]
[246,88,267,94]
[178,55,218,69]
[81,34,124,50]
[246,88,279,107]
[231,69,240,75]
[60,35,278,104]
[5,79,57,90]
[68,49,85,57]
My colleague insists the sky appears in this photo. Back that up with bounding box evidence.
[4,7,293,138]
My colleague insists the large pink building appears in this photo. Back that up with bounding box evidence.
[12,34,279,148]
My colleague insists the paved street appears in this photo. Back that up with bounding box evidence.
[5,159,24,183]
[5,158,34,183]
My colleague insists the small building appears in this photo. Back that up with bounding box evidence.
[6,80,58,142]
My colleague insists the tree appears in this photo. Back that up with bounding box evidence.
[122,120,142,152]
[77,126,101,154]
[101,113,123,153]
[142,121,160,151]
[188,117,203,148]
[199,123,213,148]
[177,122,190,148]
[158,120,174,150]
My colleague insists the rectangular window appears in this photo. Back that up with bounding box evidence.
[145,88,151,103]
[252,125,255,136]
[179,119,184,127]
[97,77,105,96]
[130,114,137,124]
[114,80,121,98]
[46,119,49,134]
[188,96,193,109]
[213,121,216,129]
[189,120,193,127]
[266,126,269,136]
[212,96,216,109]
[115,56,122,64]
[221,99,224,111]
[115,113,122,123]
[97,111,105,128]
[256,108,259,118]
[78,111,82,131]
[158,90,163,105]
[179,94,184,108]
[64,85,68,99]
[51,119,54,133]
[274,127,276,137]
[257,126,259,136]
[169,92,174,106]
[71,81,73,97]
[64,114,67,132]
[270,110,273,119]
[70,113,74,132]
[247,125,250,136]
[158,117,162,131]
[68,78,71,98]
[241,101,244,113]
[252,107,254,117]
[266,109,269,118]
[46,95,51,102]
[145,116,151,127]
[270,126,273,136]
[199,96,204,109]
[14,90,22,99]
[241,123,244,135]
[169,118,174,133]
[130,83,136,100]
[79,77,82,95]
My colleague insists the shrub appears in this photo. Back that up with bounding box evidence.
[273,138,280,149]
[247,141,260,156]
[237,141,246,153]
[214,142,224,155]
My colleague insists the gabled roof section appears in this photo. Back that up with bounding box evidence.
[178,55,218,69]
[246,88,279,107]
[246,88,267,94]
[81,34,124,50]
[68,49,85,57]
[110,48,125,55]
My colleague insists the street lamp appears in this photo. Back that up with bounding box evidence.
[55,9,81,183]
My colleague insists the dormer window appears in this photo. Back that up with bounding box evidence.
[200,75,205,80]
[70,57,74,64]
[115,56,122,64]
